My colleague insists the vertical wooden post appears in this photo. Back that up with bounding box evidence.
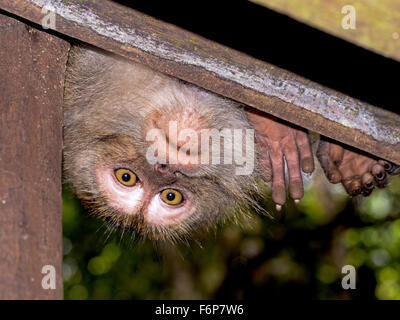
[0,14,69,299]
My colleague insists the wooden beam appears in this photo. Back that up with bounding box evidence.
[1,0,399,164]
[252,0,400,63]
[0,13,68,299]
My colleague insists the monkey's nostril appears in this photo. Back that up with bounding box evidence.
[155,163,169,173]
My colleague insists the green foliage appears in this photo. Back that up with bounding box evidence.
[63,176,400,300]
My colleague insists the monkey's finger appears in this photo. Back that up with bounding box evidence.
[316,140,342,183]
[328,142,344,164]
[270,151,286,209]
[295,130,314,174]
[284,147,304,202]
[344,179,362,196]
[361,172,374,197]
[372,163,388,188]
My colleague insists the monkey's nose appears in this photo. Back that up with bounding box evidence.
[154,163,169,174]
[154,163,178,181]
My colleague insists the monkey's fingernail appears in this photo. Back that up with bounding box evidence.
[379,160,393,172]
[372,164,386,181]
[294,199,300,204]
[302,158,314,173]
[289,181,304,201]
[276,204,282,211]
[366,182,373,189]
[328,172,341,184]
[349,180,362,196]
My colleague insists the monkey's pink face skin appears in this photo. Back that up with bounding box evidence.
[146,194,195,226]
[96,168,194,227]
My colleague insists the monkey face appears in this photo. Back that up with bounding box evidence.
[62,46,269,243]
[63,46,263,241]
[64,132,258,242]
[94,135,196,231]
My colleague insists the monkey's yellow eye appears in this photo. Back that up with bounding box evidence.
[115,168,137,187]
[161,189,183,206]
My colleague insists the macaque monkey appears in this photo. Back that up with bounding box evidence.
[63,45,398,242]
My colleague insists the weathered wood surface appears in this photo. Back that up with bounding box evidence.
[252,0,400,62]
[1,0,400,164]
[0,14,68,299]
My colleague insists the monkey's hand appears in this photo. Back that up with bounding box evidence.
[317,138,399,196]
[246,109,315,210]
